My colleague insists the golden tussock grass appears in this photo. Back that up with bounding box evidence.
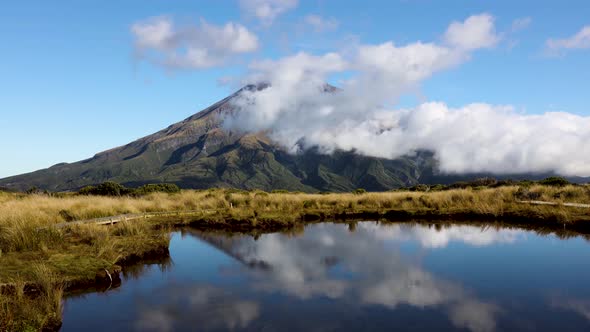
[0,263,63,332]
[0,185,589,329]
[1,185,589,248]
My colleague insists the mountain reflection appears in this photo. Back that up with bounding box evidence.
[166,222,514,332]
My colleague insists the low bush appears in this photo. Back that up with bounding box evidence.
[448,181,470,189]
[538,176,570,187]
[79,182,180,196]
[470,178,498,187]
[410,184,430,192]
[429,184,446,191]
[78,182,131,196]
[134,183,180,195]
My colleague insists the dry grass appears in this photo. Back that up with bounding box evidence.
[0,263,63,332]
[1,185,589,243]
[1,185,589,329]
[0,205,171,330]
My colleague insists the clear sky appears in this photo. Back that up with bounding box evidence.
[1,0,589,178]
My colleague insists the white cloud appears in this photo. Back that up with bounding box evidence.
[223,13,590,176]
[355,41,465,85]
[546,25,590,52]
[131,17,258,69]
[240,0,298,26]
[131,17,174,50]
[511,17,532,32]
[304,14,339,32]
[444,13,499,50]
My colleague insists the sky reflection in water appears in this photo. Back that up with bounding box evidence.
[62,222,590,332]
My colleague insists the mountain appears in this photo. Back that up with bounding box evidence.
[2,85,585,192]
[0,85,436,192]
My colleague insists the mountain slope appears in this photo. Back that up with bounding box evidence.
[0,85,436,192]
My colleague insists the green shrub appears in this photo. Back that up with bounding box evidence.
[470,178,498,187]
[410,184,429,192]
[352,188,367,195]
[134,183,180,195]
[448,181,470,189]
[78,181,131,196]
[516,180,534,187]
[79,182,180,196]
[78,186,96,195]
[429,184,446,191]
[538,176,570,187]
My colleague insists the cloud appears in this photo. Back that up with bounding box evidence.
[303,14,339,32]
[223,13,590,176]
[354,41,465,86]
[511,17,532,32]
[443,13,499,50]
[240,0,298,26]
[546,25,590,52]
[131,17,258,69]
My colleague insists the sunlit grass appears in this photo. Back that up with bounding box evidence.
[0,185,589,329]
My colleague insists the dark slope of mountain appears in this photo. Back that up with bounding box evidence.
[0,85,435,192]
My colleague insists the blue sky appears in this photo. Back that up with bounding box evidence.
[1,0,589,178]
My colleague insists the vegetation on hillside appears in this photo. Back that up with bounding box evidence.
[78,182,180,197]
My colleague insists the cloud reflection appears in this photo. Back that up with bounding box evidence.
[361,222,525,248]
[134,284,260,332]
[190,222,505,332]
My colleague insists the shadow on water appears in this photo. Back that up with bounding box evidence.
[59,220,590,332]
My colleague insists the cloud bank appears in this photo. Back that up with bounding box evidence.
[224,14,590,176]
[131,17,258,69]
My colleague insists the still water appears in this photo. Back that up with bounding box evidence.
[62,222,590,331]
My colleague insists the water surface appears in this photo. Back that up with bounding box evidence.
[62,222,590,331]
